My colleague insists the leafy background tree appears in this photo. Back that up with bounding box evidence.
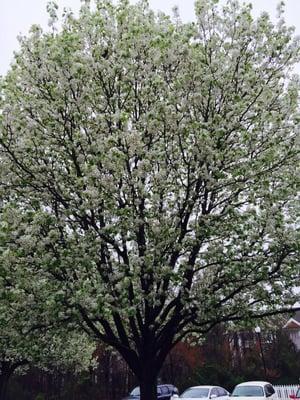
[0,272,95,400]
[0,1,300,399]
[0,206,96,400]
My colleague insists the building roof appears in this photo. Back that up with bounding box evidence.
[283,310,300,329]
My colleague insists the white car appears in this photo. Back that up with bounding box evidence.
[231,381,277,400]
[172,385,230,400]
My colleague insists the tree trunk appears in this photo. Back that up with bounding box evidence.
[139,370,158,400]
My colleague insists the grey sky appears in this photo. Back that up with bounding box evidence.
[1,0,300,76]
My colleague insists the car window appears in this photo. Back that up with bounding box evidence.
[157,388,162,395]
[265,385,275,396]
[296,388,300,399]
[181,388,210,398]
[218,388,227,396]
[130,387,140,396]
[232,386,264,397]
[161,386,169,395]
[211,388,218,397]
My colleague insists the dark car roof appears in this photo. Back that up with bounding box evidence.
[130,384,177,391]
[130,384,177,392]
[123,385,178,400]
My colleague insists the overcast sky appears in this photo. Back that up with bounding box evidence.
[1,0,300,76]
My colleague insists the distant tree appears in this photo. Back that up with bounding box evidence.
[269,330,300,384]
[160,341,205,390]
[1,1,300,399]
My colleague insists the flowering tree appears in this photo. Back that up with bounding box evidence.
[0,325,94,400]
[1,1,300,399]
[0,218,96,400]
[0,305,95,400]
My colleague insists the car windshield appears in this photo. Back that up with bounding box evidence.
[130,387,140,396]
[232,386,264,397]
[181,388,210,398]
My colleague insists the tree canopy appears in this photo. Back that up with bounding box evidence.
[1,1,300,399]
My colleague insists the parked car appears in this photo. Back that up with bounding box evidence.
[171,385,229,400]
[290,388,300,399]
[124,384,179,400]
[231,381,277,400]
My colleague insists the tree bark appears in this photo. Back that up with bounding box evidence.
[139,369,158,400]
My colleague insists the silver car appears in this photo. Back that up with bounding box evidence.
[172,385,230,400]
